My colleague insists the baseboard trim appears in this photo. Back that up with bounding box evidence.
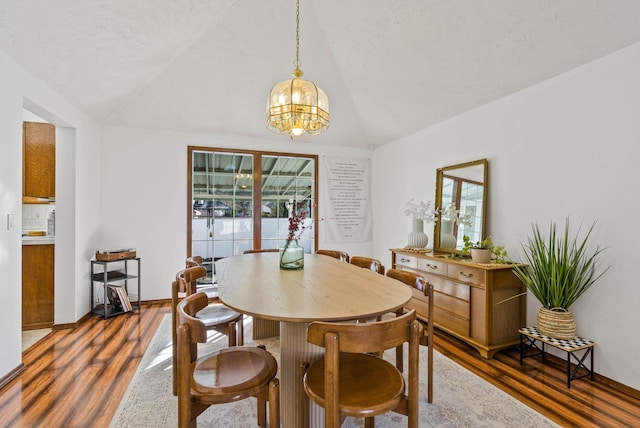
[53,312,91,330]
[0,363,26,390]
[140,298,171,306]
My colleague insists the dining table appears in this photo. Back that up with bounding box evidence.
[216,252,413,428]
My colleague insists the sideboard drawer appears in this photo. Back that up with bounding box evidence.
[448,264,486,287]
[405,287,430,322]
[433,306,469,337]
[395,254,417,269]
[434,290,469,319]
[430,276,470,301]
[417,258,447,277]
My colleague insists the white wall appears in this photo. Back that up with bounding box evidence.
[0,51,101,381]
[99,127,373,301]
[3,35,638,393]
[373,42,640,390]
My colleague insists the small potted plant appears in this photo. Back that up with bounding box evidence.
[461,235,508,263]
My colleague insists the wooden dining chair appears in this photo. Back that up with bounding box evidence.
[302,309,422,428]
[350,256,385,275]
[386,268,434,403]
[185,255,204,267]
[171,266,244,396]
[243,249,281,339]
[315,249,350,262]
[243,248,279,254]
[184,255,218,299]
[177,292,280,428]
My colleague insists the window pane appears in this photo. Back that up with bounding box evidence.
[261,155,315,252]
[190,149,316,259]
[192,151,253,258]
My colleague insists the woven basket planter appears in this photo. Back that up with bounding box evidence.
[536,307,576,340]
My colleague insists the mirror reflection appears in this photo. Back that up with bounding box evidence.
[434,159,487,253]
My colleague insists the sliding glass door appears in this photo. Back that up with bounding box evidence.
[188,147,317,262]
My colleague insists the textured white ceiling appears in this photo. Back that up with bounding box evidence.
[1,0,640,149]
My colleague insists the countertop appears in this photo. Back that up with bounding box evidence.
[22,235,55,245]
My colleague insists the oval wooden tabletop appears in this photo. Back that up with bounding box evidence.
[217,253,412,322]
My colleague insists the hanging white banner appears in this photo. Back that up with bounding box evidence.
[322,157,372,242]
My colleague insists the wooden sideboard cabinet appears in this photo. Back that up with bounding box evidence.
[390,249,526,358]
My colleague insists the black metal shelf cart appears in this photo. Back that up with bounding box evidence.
[90,257,141,318]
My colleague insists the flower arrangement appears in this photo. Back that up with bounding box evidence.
[286,199,318,241]
[442,202,472,227]
[404,199,439,223]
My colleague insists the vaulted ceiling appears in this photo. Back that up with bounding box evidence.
[2,1,640,149]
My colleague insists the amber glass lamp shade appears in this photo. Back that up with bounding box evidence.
[266,68,329,138]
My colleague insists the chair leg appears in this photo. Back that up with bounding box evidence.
[300,362,310,428]
[177,326,192,428]
[237,315,244,346]
[427,331,433,403]
[395,308,404,372]
[227,321,237,347]
[365,417,375,428]
[257,396,267,427]
[396,345,404,373]
[171,281,180,396]
[269,378,280,428]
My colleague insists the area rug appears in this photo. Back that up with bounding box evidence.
[110,315,558,427]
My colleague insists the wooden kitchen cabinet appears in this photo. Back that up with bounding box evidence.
[23,121,55,199]
[22,244,55,330]
[391,249,526,358]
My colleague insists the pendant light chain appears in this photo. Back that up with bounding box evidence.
[294,0,300,69]
[266,0,329,138]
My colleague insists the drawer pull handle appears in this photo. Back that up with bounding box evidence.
[425,264,439,270]
[459,271,473,278]
[400,258,411,263]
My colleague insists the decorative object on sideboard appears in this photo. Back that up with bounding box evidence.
[512,219,610,340]
[404,199,438,249]
[434,158,487,254]
[440,202,472,248]
[460,235,508,264]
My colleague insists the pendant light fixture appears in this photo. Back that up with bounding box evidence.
[266,0,329,139]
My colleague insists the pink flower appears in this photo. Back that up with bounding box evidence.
[286,200,321,241]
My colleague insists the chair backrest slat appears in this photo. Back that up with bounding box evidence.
[315,249,350,263]
[350,256,385,275]
[386,268,427,293]
[186,255,204,267]
[177,291,209,343]
[176,266,207,295]
[307,310,420,353]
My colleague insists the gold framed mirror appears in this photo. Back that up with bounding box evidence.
[433,159,488,254]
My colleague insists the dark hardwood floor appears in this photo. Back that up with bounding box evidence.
[1,301,638,427]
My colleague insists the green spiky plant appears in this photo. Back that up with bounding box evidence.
[512,219,609,310]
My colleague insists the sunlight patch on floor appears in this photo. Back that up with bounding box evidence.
[22,328,51,352]
[144,316,254,372]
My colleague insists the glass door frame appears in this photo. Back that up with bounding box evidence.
[187,146,319,259]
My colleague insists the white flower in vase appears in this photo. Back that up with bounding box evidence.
[404,199,438,249]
